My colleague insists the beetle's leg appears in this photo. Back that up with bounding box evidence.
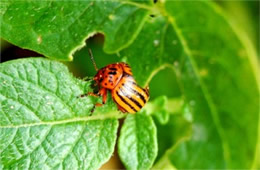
[78,92,99,98]
[87,92,99,97]
[89,88,107,115]
[98,88,107,104]
[79,88,107,115]
[86,88,107,107]
[82,76,92,81]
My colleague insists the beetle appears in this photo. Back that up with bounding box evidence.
[88,49,149,113]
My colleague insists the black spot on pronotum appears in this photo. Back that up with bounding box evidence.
[153,0,158,3]
[108,71,117,75]
[99,77,104,83]
[105,83,107,86]
[109,68,117,71]
[150,14,155,18]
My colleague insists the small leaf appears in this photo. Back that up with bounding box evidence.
[118,114,158,170]
[0,58,120,169]
[144,96,169,124]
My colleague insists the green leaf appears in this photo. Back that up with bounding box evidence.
[144,96,184,125]
[120,1,259,169]
[0,1,149,60]
[0,58,120,169]
[118,114,158,170]
[145,96,169,125]
[153,114,192,170]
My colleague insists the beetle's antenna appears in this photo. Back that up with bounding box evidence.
[88,48,98,71]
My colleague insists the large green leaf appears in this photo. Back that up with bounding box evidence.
[0,58,120,169]
[120,1,259,169]
[118,113,157,170]
[0,1,149,60]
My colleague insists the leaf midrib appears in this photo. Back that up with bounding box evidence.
[160,1,231,165]
[0,112,125,129]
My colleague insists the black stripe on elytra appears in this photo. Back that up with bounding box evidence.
[108,71,117,75]
[109,68,117,71]
[131,81,149,98]
[144,87,149,97]
[122,82,146,104]
[129,96,142,109]
[119,87,142,109]
[116,91,137,112]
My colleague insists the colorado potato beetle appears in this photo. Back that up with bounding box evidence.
[88,49,149,113]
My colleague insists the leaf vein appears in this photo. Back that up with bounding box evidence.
[166,10,230,162]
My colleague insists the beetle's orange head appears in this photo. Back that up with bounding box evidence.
[93,68,105,85]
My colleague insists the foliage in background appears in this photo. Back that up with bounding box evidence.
[0,0,259,169]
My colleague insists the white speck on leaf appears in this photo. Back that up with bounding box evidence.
[153,40,159,47]
[192,124,208,141]
[109,14,115,20]
[183,106,193,122]
[37,36,42,44]
[10,106,14,109]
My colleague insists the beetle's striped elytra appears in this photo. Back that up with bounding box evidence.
[88,49,149,113]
